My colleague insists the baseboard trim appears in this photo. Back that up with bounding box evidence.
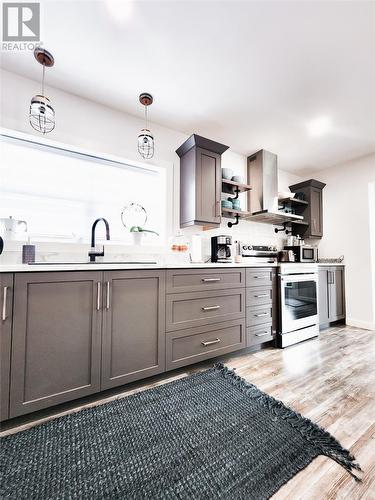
[346,318,375,331]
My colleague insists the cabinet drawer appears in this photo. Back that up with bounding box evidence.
[246,286,272,307]
[166,289,245,332]
[247,324,274,346]
[166,320,246,370]
[166,268,245,293]
[246,268,274,288]
[246,304,272,327]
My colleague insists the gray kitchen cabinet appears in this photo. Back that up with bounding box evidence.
[289,179,326,238]
[245,267,277,346]
[166,288,245,332]
[0,274,13,421]
[318,268,329,325]
[10,271,102,418]
[101,270,165,390]
[166,319,246,371]
[319,266,345,327]
[166,268,245,294]
[176,134,229,227]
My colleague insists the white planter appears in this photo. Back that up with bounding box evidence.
[131,232,143,245]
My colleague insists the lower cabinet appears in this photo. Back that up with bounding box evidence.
[2,266,278,420]
[0,274,13,421]
[8,270,166,418]
[101,270,165,390]
[318,266,346,327]
[10,272,102,418]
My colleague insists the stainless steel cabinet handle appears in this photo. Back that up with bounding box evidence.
[253,275,266,279]
[254,294,268,298]
[106,281,110,309]
[2,286,8,321]
[255,312,268,317]
[202,305,221,311]
[255,331,269,337]
[202,278,221,282]
[215,200,221,218]
[96,282,101,311]
[201,338,221,347]
[331,271,335,284]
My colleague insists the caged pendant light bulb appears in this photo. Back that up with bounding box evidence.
[29,48,55,134]
[138,93,154,159]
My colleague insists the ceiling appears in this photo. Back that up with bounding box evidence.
[1,0,375,174]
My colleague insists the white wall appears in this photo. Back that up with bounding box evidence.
[0,69,302,256]
[311,154,375,329]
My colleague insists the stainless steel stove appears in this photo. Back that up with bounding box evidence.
[278,263,319,348]
[238,243,278,264]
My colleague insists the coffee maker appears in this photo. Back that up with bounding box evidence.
[211,235,232,263]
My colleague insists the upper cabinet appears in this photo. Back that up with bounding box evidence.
[176,134,229,227]
[289,179,326,238]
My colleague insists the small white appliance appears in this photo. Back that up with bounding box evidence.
[0,216,28,241]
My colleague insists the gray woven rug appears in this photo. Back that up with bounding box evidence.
[0,363,361,499]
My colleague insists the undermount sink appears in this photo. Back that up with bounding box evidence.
[28,261,158,265]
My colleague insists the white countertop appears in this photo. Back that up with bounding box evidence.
[0,261,279,273]
[317,262,345,266]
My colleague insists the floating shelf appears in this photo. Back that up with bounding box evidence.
[222,179,252,194]
[289,219,309,226]
[221,207,250,219]
[278,197,308,206]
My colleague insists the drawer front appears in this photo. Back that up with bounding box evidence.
[166,320,246,370]
[166,289,245,331]
[246,304,273,327]
[247,324,274,346]
[246,286,272,307]
[246,268,274,288]
[166,268,245,293]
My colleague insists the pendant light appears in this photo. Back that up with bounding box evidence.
[29,48,55,134]
[138,93,154,159]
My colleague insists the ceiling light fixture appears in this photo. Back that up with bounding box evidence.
[138,93,154,160]
[307,116,332,137]
[29,48,55,134]
[105,0,133,22]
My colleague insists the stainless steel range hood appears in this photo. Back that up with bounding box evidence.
[245,150,303,224]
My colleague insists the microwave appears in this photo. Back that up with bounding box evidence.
[284,245,318,263]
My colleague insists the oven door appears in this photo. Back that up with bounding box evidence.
[280,273,318,333]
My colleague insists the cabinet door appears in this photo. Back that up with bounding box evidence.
[329,267,346,321]
[318,268,329,326]
[0,274,13,421]
[10,272,102,418]
[196,147,221,225]
[101,270,165,390]
[310,187,323,237]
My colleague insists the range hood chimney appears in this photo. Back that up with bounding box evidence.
[246,150,303,224]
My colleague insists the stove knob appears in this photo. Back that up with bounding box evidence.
[248,245,253,250]
[242,245,247,250]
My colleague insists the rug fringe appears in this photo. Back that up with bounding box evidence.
[213,362,362,482]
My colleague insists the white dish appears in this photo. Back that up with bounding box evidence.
[222,168,234,180]
[278,191,296,200]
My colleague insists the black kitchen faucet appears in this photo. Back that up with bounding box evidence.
[88,218,110,262]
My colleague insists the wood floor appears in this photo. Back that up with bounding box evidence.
[2,325,375,499]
